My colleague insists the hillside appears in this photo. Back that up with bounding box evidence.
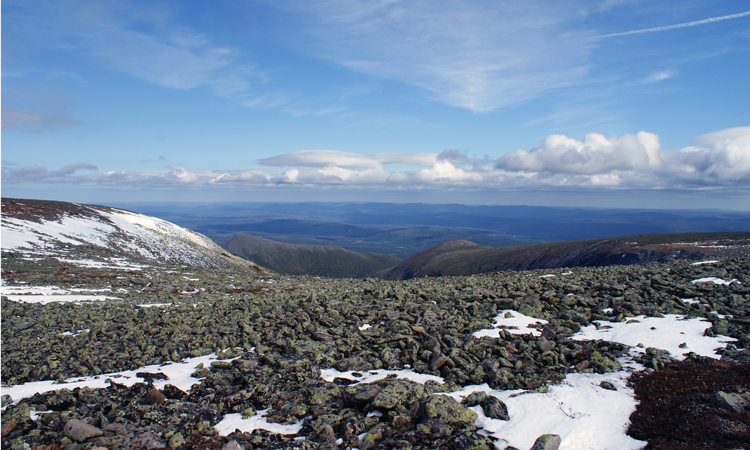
[1,198,263,273]
[222,233,402,278]
[381,232,750,280]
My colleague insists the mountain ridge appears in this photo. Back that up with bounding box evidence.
[381,232,750,280]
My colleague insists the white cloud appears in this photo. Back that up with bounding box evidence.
[413,160,484,184]
[496,131,662,174]
[643,70,675,84]
[599,10,750,38]
[260,150,438,169]
[1,108,82,133]
[4,127,750,191]
[4,0,280,108]
[674,127,750,184]
[277,0,594,112]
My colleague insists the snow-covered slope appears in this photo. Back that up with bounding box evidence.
[1,198,257,270]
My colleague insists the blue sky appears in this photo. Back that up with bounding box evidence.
[2,0,750,209]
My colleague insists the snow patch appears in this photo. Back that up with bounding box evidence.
[473,310,548,338]
[691,260,719,265]
[691,277,739,285]
[320,368,444,385]
[573,315,736,359]
[214,410,304,437]
[2,353,235,405]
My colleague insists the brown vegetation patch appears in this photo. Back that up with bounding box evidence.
[627,357,750,449]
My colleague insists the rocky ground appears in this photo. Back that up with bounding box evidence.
[2,250,749,450]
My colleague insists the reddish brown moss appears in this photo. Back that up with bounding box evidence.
[627,357,750,450]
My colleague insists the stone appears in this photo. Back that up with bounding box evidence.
[540,325,556,340]
[461,391,488,407]
[599,381,616,391]
[132,432,166,449]
[371,379,425,411]
[221,441,243,450]
[481,396,509,420]
[168,432,186,448]
[529,434,561,450]
[416,394,478,430]
[1,418,18,437]
[162,384,187,400]
[713,391,750,413]
[64,419,104,442]
[450,431,494,450]
[361,423,390,450]
[430,354,449,371]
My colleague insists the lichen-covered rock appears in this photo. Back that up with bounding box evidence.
[449,431,495,450]
[529,433,561,450]
[371,379,426,411]
[712,391,750,413]
[416,394,478,433]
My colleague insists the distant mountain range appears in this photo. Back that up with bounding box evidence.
[5,198,750,281]
[380,232,750,280]
[111,201,750,258]
[222,233,401,278]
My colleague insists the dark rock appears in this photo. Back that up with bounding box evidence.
[450,431,494,450]
[712,391,750,413]
[461,391,487,407]
[529,434,561,450]
[162,384,187,400]
[361,423,391,450]
[345,383,382,406]
[540,325,555,340]
[599,381,616,391]
[481,396,509,420]
[136,371,169,382]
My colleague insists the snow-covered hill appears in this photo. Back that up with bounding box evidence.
[1,198,258,271]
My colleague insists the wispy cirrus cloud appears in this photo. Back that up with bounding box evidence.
[275,0,595,112]
[598,10,750,38]
[643,70,676,84]
[3,0,284,108]
[5,127,750,190]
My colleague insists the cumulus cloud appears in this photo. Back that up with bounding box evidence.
[675,127,750,184]
[2,108,83,133]
[496,131,662,174]
[4,127,750,191]
[496,126,750,187]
